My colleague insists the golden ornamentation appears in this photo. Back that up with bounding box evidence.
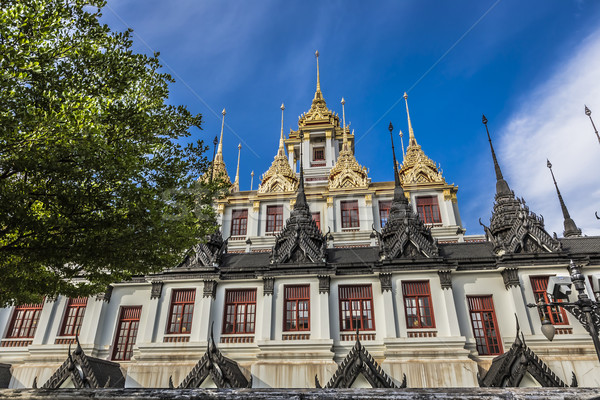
[258,103,299,194]
[217,203,225,214]
[201,108,232,185]
[327,197,333,208]
[365,194,372,206]
[289,198,296,208]
[253,201,260,212]
[326,130,333,139]
[443,189,451,201]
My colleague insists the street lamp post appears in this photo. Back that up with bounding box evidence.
[527,260,600,363]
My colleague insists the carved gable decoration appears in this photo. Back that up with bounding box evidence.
[315,334,406,389]
[479,321,576,388]
[399,143,445,185]
[179,231,228,268]
[482,194,561,255]
[297,93,339,128]
[377,186,438,260]
[42,340,124,389]
[172,327,250,389]
[328,142,369,190]
[258,152,298,194]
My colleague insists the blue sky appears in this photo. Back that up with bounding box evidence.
[102,0,600,237]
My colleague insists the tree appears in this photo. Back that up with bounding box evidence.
[0,0,217,306]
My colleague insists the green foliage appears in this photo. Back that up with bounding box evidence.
[0,0,217,305]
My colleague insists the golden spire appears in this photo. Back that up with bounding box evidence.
[278,103,286,156]
[233,143,241,191]
[341,97,348,150]
[215,108,226,162]
[250,170,254,191]
[399,129,406,160]
[314,50,323,101]
[403,93,417,146]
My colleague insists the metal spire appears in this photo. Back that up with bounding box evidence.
[250,170,254,191]
[482,114,511,195]
[341,97,348,150]
[215,108,226,162]
[233,143,241,190]
[403,92,417,146]
[315,51,321,97]
[389,122,402,190]
[547,159,581,237]
[278,103,286,156]
[399,130,405,160]
[296,131,308,208]
[585,105,600,145]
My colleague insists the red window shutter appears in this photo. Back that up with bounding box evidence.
[530,276,569,325]
[284,285,310,332]
[467,296,502,355]
[266,205,283,233]
[7,303,43,339]
[402,281,435,328]
[416,196,441,224]
[231,209,248,236]
[222,289,257,334]
[112,306,142,361]
[167,289,196,334]
[341,201,360,228]
[338,285,375,332]
[60,297,88,336]
[379,201,392,228]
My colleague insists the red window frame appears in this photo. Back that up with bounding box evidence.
[222,289,257,334]
[402,281,435,329]
[313,147,325,161]
[379,201,392,228]
[112,306,141,361]
[230,209,248,236]
[6,303,43,339]
[467,296,502,356]
[312,212,321,231]
[284,285,310,332]
[530,276,569,325]
[266,205,283,233]
[341,200,360,229]
[60,297,88,336]
[339,285,375,331]
[167,289,196,334]
[416,196,441,224]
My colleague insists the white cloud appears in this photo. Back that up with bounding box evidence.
[498,29,600,237]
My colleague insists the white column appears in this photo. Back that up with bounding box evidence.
[32,299,58,345]
[248,205,260,237]
[501,268,532,335]
[138,284,162,344]
[325,133,333,167]
[326,199,335,233]
[381,289,397,338]
[79,298,105,345]
[316,276,331,339]
[442,289,461,336]
[257,279,274,341]
[191,281,216,342]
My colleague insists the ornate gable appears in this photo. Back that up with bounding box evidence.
[479,320,576,388]
[328,128,369,190]
[41,339,124,389]
[171,325,250,389]
[315,332,406,389]
[179,231,228,268]
[399,142,445,184]
[270,179,327,264]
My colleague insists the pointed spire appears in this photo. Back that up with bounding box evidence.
[547,159,581,237]
[388,122,403,194]
[482,114,511,195]
[215,108,226,162]
[278,103,286,156]
[233,143,241,191]
[296,131,308,208]
[341,97,348,150]
[585,105,600,144]
[314,50,322,100]
[404,92,417,146]
[250,170,254,191]
[399,130,405,160]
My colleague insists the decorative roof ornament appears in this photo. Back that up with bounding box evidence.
[232,143,242,192]
[376,122,438,259]
[271,131,327,264]
[479,317,576,388]
[203,109,232,185]
[480,115,560,255]
[398,93,445,184]
[258,103,299,194]
[179,230,228,268]
[172,323,250,389]
[328,98,369,190]
[585,105,600,144]
[42,337,125,388]
[547,160,581,238]
[297,51,340,128]
[315,327,406,389]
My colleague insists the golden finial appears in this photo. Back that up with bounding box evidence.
[403,93,416,146]
[233,143,241,191]
[399,130,405,160]
[216,108,226,161]
[315,50,321,94]
[341,97,348,149]
[278,103,286,155]
[250,170,254,191]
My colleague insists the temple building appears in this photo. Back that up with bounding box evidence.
[0,52,599,390]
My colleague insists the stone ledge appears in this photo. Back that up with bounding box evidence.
[0,388,597,399]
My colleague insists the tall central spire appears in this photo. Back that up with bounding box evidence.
[482,115,511,195]
[341,97,349,150]
[547,160,581,237]
[296,131,308,208]
[314,50,323,101]
[389,122,402,190]
[404,93,417,147]
[215,108,226,162]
